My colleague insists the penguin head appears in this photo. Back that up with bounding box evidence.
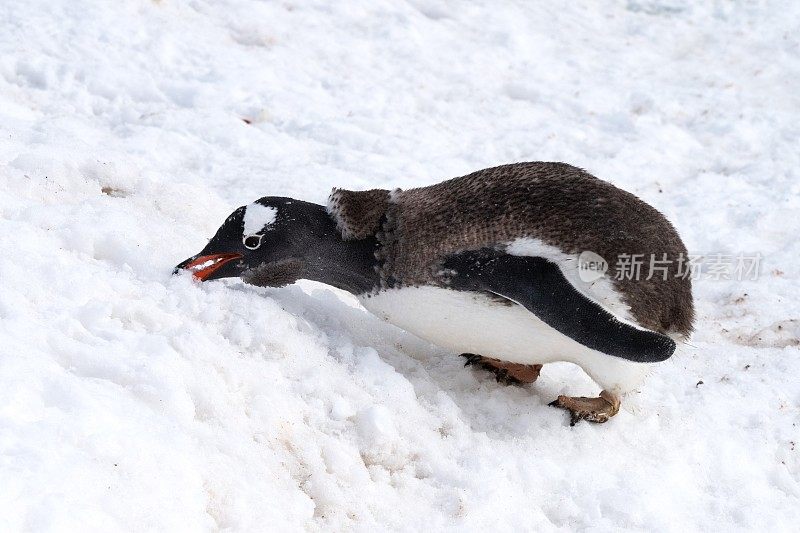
[174,197,328,286]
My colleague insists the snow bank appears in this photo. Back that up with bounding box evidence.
[1,0,798,530]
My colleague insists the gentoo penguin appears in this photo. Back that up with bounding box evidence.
[175,162,694,425]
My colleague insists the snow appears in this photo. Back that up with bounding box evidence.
[242,203,277,236]
[1,0,798,531]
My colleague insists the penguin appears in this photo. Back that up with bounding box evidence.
[175,162,694,425]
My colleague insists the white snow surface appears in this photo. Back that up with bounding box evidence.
[1,1,798,531]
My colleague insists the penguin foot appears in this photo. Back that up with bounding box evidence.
[548,390,620,426]
[460,353,542,385]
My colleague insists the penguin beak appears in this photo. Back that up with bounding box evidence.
[174,253,243,281]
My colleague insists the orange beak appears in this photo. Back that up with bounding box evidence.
[177,253,243,281]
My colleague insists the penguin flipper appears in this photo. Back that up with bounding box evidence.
[440,249,676,363]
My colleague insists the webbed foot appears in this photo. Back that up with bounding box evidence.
[548,390,620,426]
[460,353,542,386]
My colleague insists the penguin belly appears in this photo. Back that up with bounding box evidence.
[359,286,651,395]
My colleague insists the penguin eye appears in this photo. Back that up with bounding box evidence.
[243,234,263,250]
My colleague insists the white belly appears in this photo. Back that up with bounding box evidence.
[359,287,652,395]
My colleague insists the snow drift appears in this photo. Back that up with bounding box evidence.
[0,0,798,530]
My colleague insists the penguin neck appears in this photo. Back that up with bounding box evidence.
[297,204,380,295]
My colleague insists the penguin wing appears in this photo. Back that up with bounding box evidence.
[440,249,676,362]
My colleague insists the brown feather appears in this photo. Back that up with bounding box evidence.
[328,162,694,336]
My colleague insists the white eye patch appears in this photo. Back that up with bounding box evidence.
[241,203,278,250]
[242,203,277,235]
[242,202,277,235]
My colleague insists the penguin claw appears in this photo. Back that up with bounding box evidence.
[493,368,511,384]
[548,392,620,426]
[459,354,541,386]
[548,396,593,426]
[461,353,483,367]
